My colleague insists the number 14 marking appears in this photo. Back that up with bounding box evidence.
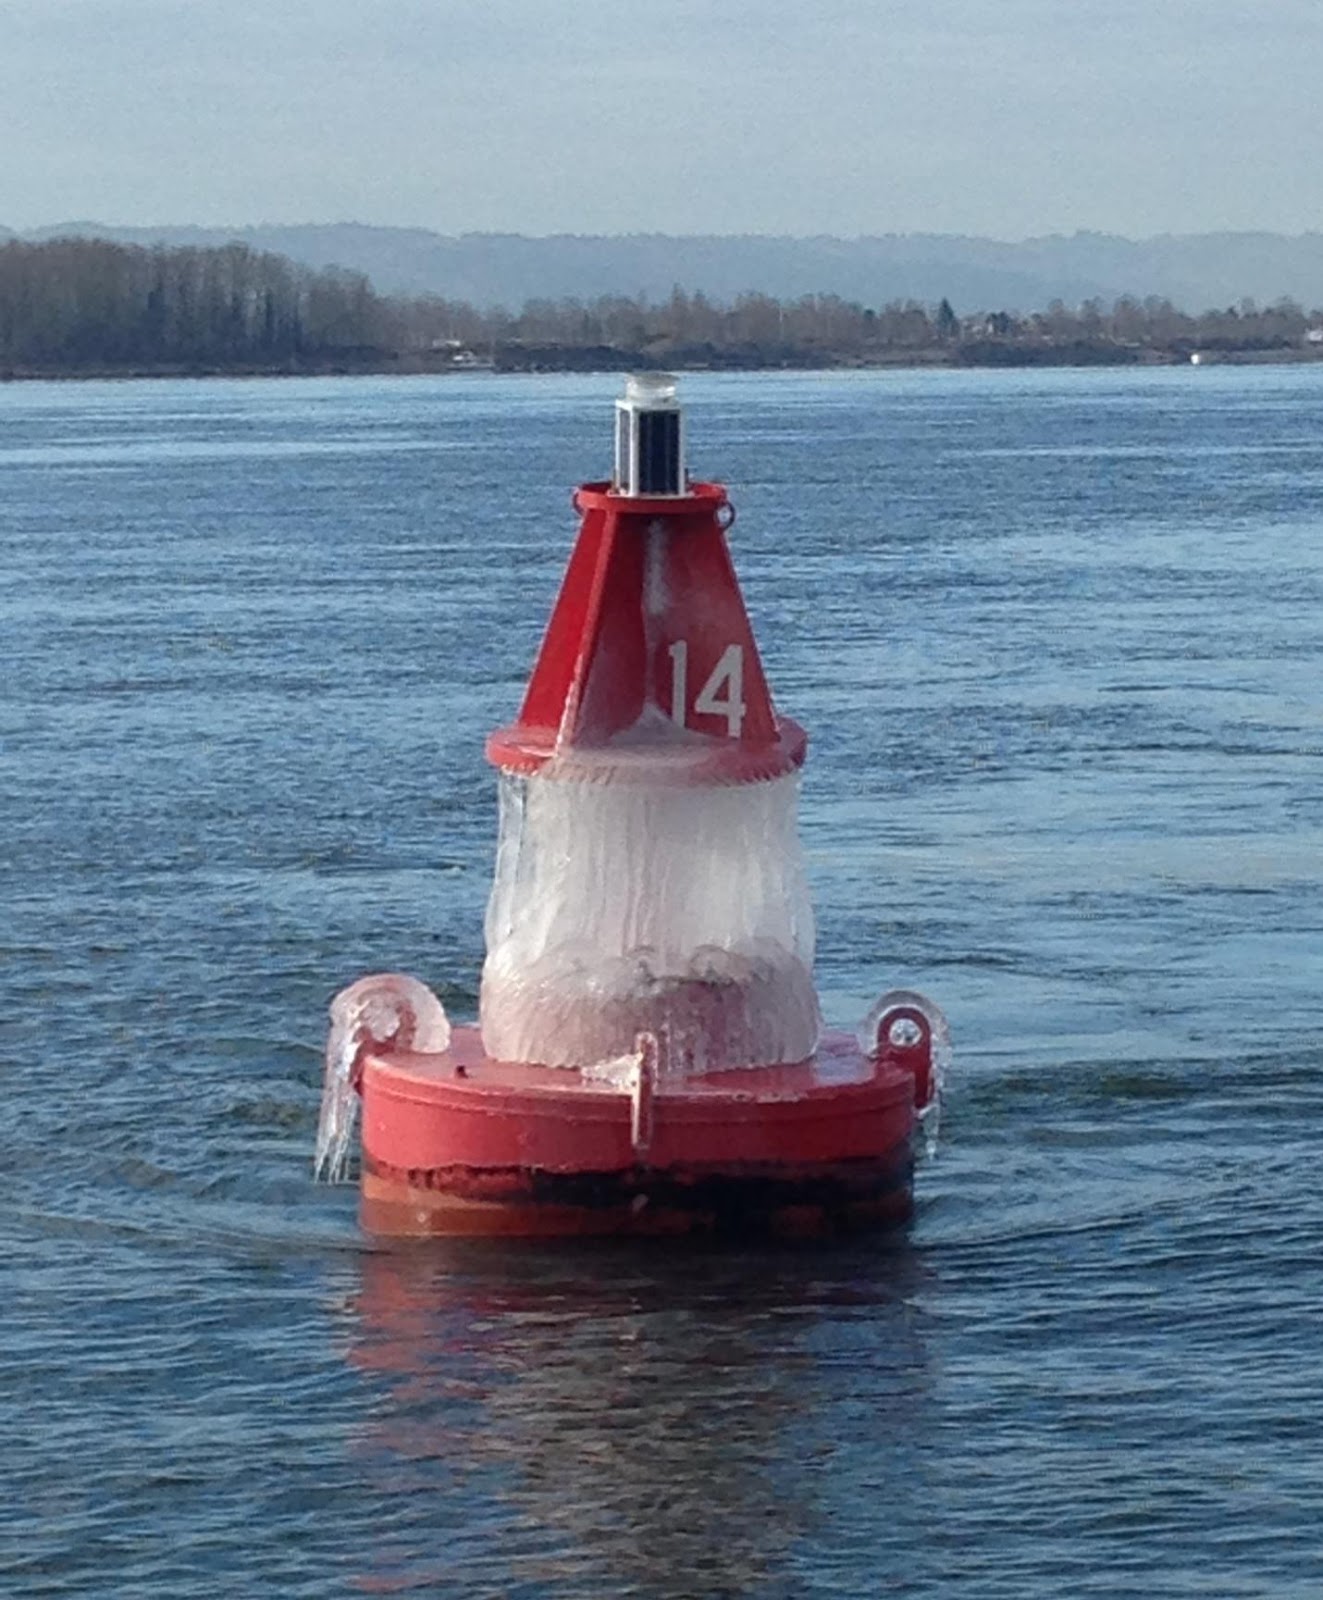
[667,641,747,738]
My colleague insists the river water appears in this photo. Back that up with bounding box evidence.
[4,367,1323,1597]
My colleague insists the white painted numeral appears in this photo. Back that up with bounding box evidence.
[667,640,689,728]
[668,640,747,738]
[695,644,747,738]
[695,644,746,738]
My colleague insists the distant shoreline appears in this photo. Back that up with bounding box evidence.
[7,236,1322,383]
[5,347,1322,382]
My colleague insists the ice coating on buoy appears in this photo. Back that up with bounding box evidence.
[480,769,818,1071]
[315,973,450,1182]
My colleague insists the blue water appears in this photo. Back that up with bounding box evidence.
[4,367,1323,1597]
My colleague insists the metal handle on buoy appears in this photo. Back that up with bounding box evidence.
[630,1032,658,1155]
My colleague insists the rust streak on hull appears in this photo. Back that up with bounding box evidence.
[361,1150,914,1239]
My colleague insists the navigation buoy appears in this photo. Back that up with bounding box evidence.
[317,375,948,1236]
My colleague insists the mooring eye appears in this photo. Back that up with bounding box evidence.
[888,1015,924,1049]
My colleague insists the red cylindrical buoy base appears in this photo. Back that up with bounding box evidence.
[357,1026,921,1239]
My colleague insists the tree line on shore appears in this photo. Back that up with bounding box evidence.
[2,235,1320,377]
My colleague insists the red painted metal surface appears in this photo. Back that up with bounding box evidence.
[358,1025,924,1238]
[486,482,805,784]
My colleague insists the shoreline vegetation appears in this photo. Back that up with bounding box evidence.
[4,236,1322,381]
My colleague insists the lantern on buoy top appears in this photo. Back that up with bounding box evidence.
[316,374,949,1237]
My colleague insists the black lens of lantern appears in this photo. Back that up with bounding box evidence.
[635,409,681,494]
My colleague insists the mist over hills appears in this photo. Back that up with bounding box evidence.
[10,222,1323,312]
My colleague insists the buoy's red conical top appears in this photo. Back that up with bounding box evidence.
[487,378,805,785]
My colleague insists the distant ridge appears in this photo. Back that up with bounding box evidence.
[12,222,1323,313]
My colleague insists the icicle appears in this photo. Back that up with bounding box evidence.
[315,973,451,1183]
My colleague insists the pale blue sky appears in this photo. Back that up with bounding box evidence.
[2,0,1319,237]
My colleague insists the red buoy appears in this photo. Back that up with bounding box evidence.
[317,375,948,1237]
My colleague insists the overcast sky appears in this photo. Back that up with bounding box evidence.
[2,0,1320,238]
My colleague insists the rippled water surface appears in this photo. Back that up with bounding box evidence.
[4,368,1323,1597]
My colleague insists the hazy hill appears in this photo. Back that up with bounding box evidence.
[14,223,1323,312]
